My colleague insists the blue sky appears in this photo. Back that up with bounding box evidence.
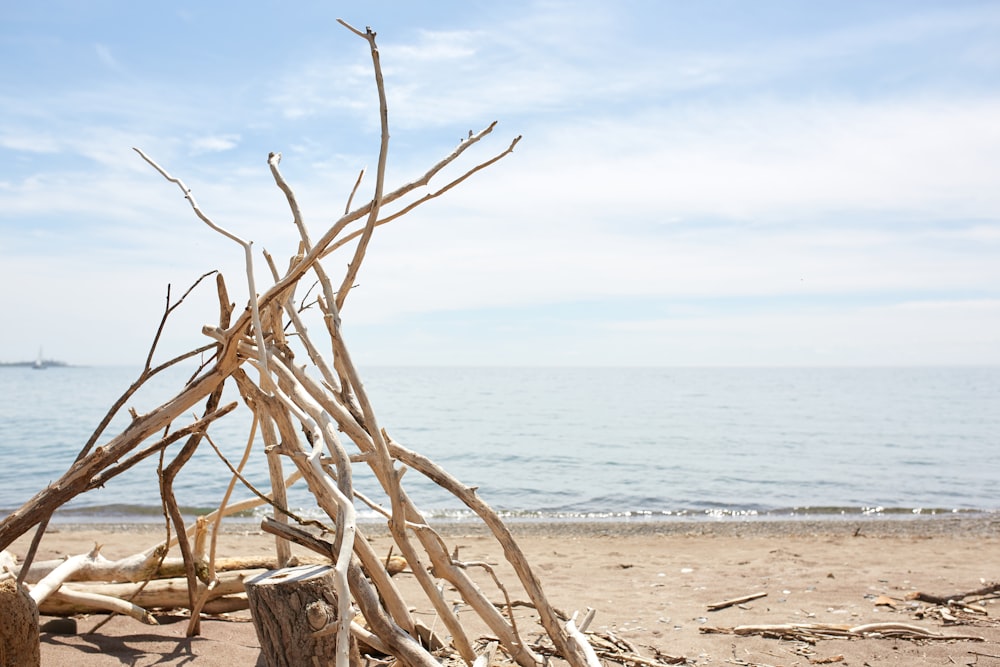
[2,1,999,367]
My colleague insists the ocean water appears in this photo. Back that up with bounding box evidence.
[0,365,997,524]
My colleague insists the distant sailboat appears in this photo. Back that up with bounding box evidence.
[33,347,45,370]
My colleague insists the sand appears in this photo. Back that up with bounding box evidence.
[5,516,999,666]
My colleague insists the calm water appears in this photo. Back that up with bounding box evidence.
[0,365,997,523]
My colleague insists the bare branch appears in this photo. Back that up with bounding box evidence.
[335,22,390,313]
[133,148,271,381]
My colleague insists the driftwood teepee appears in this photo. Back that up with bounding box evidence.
[0,21,628,667]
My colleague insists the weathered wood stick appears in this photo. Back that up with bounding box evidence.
[20,554,320,585]
[40,591,249,617]
[36,569,260,616]
[45,587,157,624]
[906,581,1000,605]
[706,591,767,611]
[706,621,985,642]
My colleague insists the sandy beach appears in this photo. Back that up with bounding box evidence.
[5,516,999,666]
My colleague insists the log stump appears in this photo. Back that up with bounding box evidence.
[245,564,356,667]
[0,577,40,667]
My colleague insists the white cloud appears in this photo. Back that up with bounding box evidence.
[486,94,1000,227]
[0,131,60,153]
[190,134,242,154]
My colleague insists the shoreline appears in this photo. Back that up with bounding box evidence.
[34,512,1000,539]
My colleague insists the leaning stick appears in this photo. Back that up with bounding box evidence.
[133,148,272,382]
[47,587,157,625]
[333,20,389,314]
[565,611,602,667]
[386,434,595,667]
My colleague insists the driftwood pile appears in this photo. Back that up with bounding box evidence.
[0,20,669,667]
[700,581,999,661]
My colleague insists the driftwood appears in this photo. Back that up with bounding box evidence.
[907,581,1000,606]
[701,621,985,643]
[705,591,767,611]
[16,554,318,585]
[0,18,685,667]
[36,569,259,616]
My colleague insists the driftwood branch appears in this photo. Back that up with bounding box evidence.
[907,581,1000,605]
[706,591,767,611]
[701,621,985,643]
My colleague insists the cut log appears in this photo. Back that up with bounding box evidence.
[245,564,357,667]
[0,577,40,667]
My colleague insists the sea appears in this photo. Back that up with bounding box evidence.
[0,365,997,525]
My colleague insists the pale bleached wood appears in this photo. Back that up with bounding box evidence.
[23,545,165,592]
[132,148,272,383]
[565,611,602,667]
[46,587,157,625]
[706,591,767,611]
[387,433,592,667]
[20,554,309,586]
[37,569,257,617]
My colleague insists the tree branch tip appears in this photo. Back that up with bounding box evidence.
[336,18,368,39]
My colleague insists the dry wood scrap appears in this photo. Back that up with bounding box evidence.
[906,580,1000,605]
[523,629,688,667]
[34,569,261,616]
[706,591,767,611]
[44,589,248,619]
[18,553,324,585]
[915,602,998,627]
[507,607,687,666]
[700,621,985,643]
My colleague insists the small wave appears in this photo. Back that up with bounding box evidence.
[30,503,990,525]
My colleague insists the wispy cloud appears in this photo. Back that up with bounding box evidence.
[190,134,241,154]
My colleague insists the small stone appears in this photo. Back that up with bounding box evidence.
[40,618,78,635]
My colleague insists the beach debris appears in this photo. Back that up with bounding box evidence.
[0,550,16,575]
[906,580,1000,606]
[32,567,259,617]
[706,591,767,611]
[525,621,689,666]
[700,621,985,643]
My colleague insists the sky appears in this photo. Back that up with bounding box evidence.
[1,1,999,368]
